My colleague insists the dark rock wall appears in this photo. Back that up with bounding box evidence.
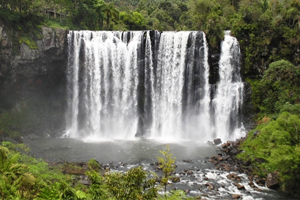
[0,21,68,137]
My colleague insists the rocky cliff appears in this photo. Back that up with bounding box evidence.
[0,20,68,138]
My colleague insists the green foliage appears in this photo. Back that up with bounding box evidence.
[119,11,147,30]
[86,170,108,199]
[105,166,158,200]
[19,36,38,49]
[87,158,101,171]
[250,60,300,114]
[238,112,300,193]
[157,145,176,196]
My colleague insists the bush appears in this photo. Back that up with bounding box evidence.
[251,60,300,114]
[238,112,300,193]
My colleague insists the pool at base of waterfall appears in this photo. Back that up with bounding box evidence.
[24,137,287,200]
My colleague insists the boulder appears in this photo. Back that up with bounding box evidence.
[266,172,280,189]
[233,183,245,190]
[214,138,222,145]
[227,173,239,180]
[205,182,214,190]
[186,170,194,175]
[232,194,241,199]
[172,176,180,182]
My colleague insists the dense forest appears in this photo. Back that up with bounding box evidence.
[1,0,300,197]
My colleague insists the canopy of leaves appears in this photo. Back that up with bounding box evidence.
[238,112,300,193]
[250,60,300,114]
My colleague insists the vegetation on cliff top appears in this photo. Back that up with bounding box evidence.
[1,0,300,77]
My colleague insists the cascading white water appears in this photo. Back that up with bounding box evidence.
[66,30,245,142]
[150,32,190,139]
[66,31,142,140]
[213,31,245,141]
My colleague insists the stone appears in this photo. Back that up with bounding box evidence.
[224,164,231,171]
[205,182,214,190]
[227,173,238,180]
[184,189,190,194]
[233,183,245,190]
[214,138,222,145]
[255,178,265,185]
[266,172,280,189]
[232,194,241,199]
[172,176,180,182]
[186,170,194,175]
[217,155,223,161]
[248,176,253,182]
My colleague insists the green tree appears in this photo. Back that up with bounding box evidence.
[105,166,157,200]
[157,145,176,197]
[102,2,119,29]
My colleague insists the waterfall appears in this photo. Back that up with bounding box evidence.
[65,30,244,142]
[213,31,244,141]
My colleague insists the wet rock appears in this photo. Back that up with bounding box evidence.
[214,138,222,145]
[232,194,241,199]
[255,178,265,185]
[186,170,193,175]
[248,181,255,188]
[248,176,253,182]
[172,176,180,182]
[233,183,245,190]
[254,188,262,192]
[217,155,223,161]
[266,172,280,189]
[223,155,230,160]
[227,173,239,180]
[205,182,214,190]
[182,159,192,163]
[184,189,190,194]
[224,164,231,171]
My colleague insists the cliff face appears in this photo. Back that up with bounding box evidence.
[0,21,69,138]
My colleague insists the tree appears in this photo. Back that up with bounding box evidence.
[105,167,157,199]
[102,2,119,29]
[157,145,176,197]
[94,0,106,29]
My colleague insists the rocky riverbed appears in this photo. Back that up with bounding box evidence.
[22,137,289,199]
